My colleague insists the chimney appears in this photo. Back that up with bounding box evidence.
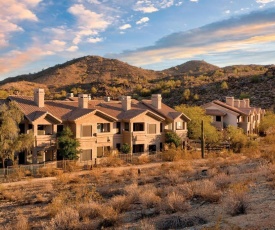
[66,93,74,98]
[240,99,246,108]
[152,94,162,109]
[34,88,45,107]
[225,97,234,107]
[78,94,89,109]
[104,96,111,102]
[244,98,250,108]
[234,99,240,108]
[121,96,131,111]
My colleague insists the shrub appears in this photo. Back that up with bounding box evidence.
[223,191,249,216]
[213,173,232,189]
[165,132,181,148]
[109,195,131,213]
[100,156,124,167]
[78,202,102,220]
[121,143,131,154]
[191,180,222,202]
[49,207,80,230]
[98,206,120,228]
[162,149,182,161]
[162,192,190,213]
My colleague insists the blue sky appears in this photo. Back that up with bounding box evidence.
[1,0,275,80]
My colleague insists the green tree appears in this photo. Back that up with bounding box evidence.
[259,111,275,135]
[0,102,34,172]
[121,143,131,154]
[221,81,229,90]
[165,131,182,148]
[91,87,97,97]
[183,89,191,101]
[225,126,247,152]
[175,105,221,144]
[58,127,80,160]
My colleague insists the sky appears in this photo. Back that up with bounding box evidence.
[1,0,275,80]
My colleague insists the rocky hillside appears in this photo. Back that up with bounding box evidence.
[0,56,274,110]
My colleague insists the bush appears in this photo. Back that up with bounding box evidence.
[162,192,190,213]
[162,149,182,161]
[121,143,131,154]
[165,132,182,148]
[49,207,79,230]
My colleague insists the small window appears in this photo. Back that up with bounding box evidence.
[133,123,144,131]
[82,125,92,137]
[116,143,121,151]
[216,116,221,122]
[116,122,121,134]
[160,123,163,132]
[81,149,92,161]
[124,122,129,131]
[97,123,110,133]
[148,124,156,134]
[176,122,183,130]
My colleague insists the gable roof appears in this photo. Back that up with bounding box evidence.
[142,100,191,122]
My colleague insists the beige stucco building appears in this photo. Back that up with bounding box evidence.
[202,97,265,135]
[9,89,190,164]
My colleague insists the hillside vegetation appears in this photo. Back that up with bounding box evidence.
[0,56,274,109]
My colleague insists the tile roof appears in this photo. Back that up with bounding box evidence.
[8,95,172,123]
[205,109,227,116]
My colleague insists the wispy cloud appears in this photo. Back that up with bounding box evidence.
[133,0,176,13]
[119,24,132,30]
[110,7,275,66]
[136,17,150,24]
[0,0,41,47]
[256,0,275,3]
[87,37,103,43]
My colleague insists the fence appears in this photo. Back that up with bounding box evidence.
[116,151,163,162]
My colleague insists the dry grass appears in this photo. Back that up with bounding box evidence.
[162,191,190,213]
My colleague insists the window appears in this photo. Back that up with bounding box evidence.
[116,122,121,134]
[148,124,156,134]
[160,123,163,132]
[149,145,156,153]
[82,125,92,137]
[247,116,250,122]
[133,144,144,153]
[176,121,183,130]
[133,123,144,131]
[19,124,25,134]
[97,123,110,133]
[97,146,111,158]
[116,143,121,151]
[124,122,129,131]
[160,142,163,151]
[81,149,92,161]
[216,116,221,122]
[57,125,64,133]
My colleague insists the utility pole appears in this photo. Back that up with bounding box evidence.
[201,120,205,158]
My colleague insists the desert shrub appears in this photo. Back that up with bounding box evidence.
[121,143,131,153]
[162,191,190,213]
[164,170,183,185]
[125,183,140,203]
[139,185,161,209]
[47,195,66,217]
[98,206,120,228]
[100,156,124,167]
[165,132,182,148]
[109,195,131,213]
[48,207,80,230]
[78,202,102,220]
[223,191,249,216]
[260,149,275,164]
[38,167,63,177]
[162,149,182,161]
[137,154,150,164]
[213,173,232,189]
[191,180,222,202]
[156,215,207,230]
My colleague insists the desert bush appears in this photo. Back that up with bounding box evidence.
[138,219,156,230]
[191,180,222,202]
[162,149,182,161]
[100,156,124,167]
[213,172,232,189]
[223,191,249,216]
[78,202,102,220]
[139,188,161,209]
[48,207,80,230]
[137,154,150,164]
[38,167,63,177]
[47,195,66,217]
[109,195,131,213]
[162,191,190,213]
[156,215,207,230]
[165,170,183,185]
[125,183,140,203]
[98,205,120,228]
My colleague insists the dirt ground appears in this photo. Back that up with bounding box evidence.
[1,154,275,230]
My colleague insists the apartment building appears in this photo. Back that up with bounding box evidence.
[202,97,265,134]
[9,89,190,164]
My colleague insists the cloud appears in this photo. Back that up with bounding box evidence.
[256,0,275,3]
[136,17,150,24]
[190,0,199,2]
[119,24,132,30]
[68,4,110,44]
[0,0,41,47]
[109,7,275,66]
[87,37,103,43]
[67,46,79,52]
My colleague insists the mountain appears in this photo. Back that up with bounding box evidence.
[0,56,274,110]
[163,60,219,76]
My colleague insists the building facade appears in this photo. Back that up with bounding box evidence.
[202,97,265,135]
[9,89,190,164]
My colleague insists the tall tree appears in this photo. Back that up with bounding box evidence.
[58,127,80,160]
[175,105,221,145]
[0,102,34,172]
